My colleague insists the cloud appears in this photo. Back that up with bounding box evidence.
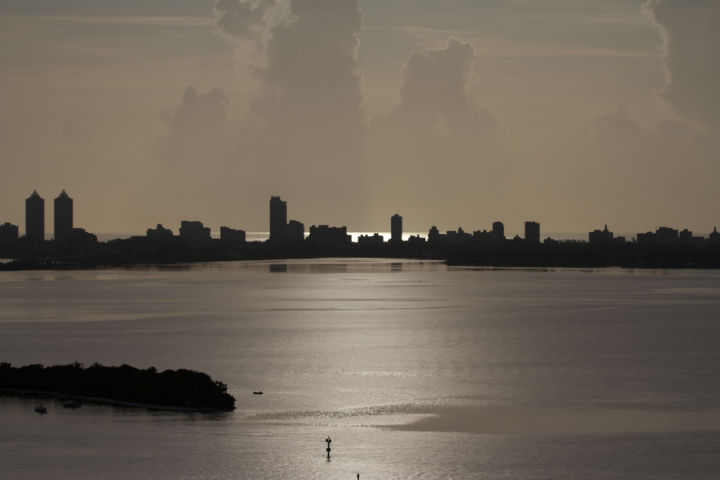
[379,38,499,152]
[162,86,233,193]
[213,0,365,145]
[213,0,275,39]
[211,0,368,224]
[166,85,229,139]
[646,0,720,129]
[253,0,364,139]
[368,38,503,219]
[592,104,642,138]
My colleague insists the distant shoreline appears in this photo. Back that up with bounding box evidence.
[2,231,720,271]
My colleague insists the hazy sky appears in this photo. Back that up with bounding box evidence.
[1,0,718,236]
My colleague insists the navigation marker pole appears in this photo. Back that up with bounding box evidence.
[325,436,332,460]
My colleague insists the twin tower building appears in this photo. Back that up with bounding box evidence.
[25,190,73,242]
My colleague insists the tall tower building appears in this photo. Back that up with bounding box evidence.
[25,190,45,241]
[525,221,540,244]
[391,213,403,244]
[54,190,73,242]
[269,196,287,242]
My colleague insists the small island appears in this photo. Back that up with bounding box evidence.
[0,362,235,412]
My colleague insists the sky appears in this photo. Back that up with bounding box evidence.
[1,0,718,237]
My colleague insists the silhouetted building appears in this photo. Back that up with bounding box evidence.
[286,220,304,243]
[269,196,287,243]
[472,229,494,242]
[636,232,656,246]
[524,221,540,244]
[710,227,720,245]
[54,190,73,242]
[147,224,173,239]
[179,221,211,242]
[407,235,426,247]
[391,214,402,244]
[220,226,246,243]
[25,190,44,241]
[0,222,19,245]
[656,226,678,246]
[589,225,615,246]
[67,228,97,247]
[358,233,384,248]
[679,229,704,247]
[492,221,505,241]
[428,226,441,244]
[446,227,472,246]
[308,225,350,248]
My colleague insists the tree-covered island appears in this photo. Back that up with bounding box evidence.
[0,362,235,411]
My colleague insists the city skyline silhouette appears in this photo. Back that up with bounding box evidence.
[1,3,720,479]
[1,1,719,236]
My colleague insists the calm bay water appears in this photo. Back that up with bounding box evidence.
[1,259,719,479]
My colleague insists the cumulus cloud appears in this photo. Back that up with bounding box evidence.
[213,0,277,39]
[646,0,720,129]
[573,2,720,228]
[211,0,368,224]
[161,86,234,198]
[166,85,229,139]
[214,0,364,140]
[368,38,503,220]
[253,0,364,140]
[388,39,498,141]
[593,105,642,139]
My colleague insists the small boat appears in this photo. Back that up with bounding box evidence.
[34,405,47,414]
[252,391,263,395]
[63,399,82,409]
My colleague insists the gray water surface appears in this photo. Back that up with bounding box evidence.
[1,260,719,479]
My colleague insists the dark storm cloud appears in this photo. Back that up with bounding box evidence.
[647,0,720,129]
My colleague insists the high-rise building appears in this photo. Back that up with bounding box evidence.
[391,213,402,244]
[524,221,540,244]
[492,221,505,241]
[25,190,44,241]
[269,196,287,243]
[54,190,73,242]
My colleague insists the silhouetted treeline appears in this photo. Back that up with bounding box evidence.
[0,362,235,411]
[442,240,720,268]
